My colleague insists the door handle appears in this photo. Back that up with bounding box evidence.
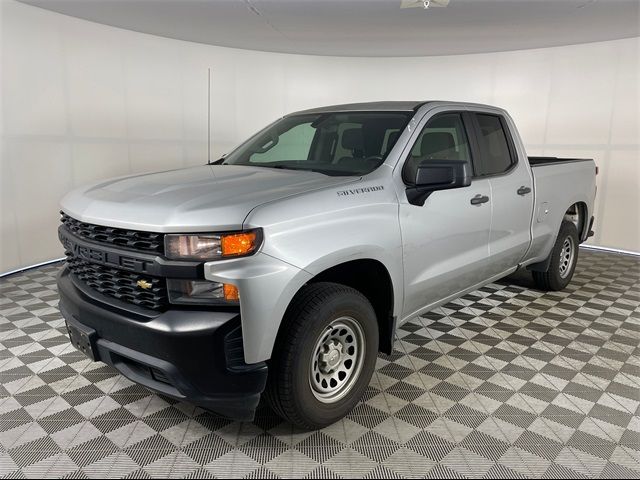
[517,186,532,196]
[470,194,490,205]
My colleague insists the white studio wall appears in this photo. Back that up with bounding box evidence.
[1,0,638,273]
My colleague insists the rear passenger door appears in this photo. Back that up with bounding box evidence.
[469,112,534,276]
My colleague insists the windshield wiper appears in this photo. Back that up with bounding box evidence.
[228,163,356,177]
[265,165,356,177]
[258,164,303,171]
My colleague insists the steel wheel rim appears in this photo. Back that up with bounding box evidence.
[309,316,365,404]
[559,236,575,278]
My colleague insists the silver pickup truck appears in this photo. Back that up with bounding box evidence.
[57,101,596,428]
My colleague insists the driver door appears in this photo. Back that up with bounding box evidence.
[399,112,492,317]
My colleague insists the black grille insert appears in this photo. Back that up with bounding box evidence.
[66,256,168,311]
[61,213,164,254]
[224,326,246,371]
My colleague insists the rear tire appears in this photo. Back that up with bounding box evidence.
[265,282,379,429]
[532,220,579,291]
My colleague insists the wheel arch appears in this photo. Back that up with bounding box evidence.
[309,259,396,355]
[274,257,399,357]
[565,201,590,243]
[528,201,586,273]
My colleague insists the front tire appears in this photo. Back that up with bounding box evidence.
[265,282,379,429]
[533,220,579,291]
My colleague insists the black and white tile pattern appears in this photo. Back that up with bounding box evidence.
[1,249,639,478]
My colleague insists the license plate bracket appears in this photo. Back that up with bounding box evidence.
[65,320,98,361]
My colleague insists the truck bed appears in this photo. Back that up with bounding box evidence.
[525,156,596,266]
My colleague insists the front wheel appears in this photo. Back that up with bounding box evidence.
[265,282,379,429]
[533,220,579,291]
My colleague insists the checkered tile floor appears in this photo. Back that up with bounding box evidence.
[1,249,639,479]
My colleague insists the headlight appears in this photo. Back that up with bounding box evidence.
[167,279,239,305]
[164,229,261,260]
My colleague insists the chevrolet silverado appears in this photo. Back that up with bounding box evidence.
[57,101,596,428]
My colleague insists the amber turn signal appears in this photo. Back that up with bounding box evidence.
[223,284,239,301]
[221,231,258,257]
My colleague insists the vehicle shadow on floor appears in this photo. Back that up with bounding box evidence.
[498,267,539,290]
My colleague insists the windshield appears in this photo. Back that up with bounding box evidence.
[221,111,412,176]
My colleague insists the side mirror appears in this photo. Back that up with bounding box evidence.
[406,160,472,206]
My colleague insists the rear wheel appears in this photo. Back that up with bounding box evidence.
[265,282,378,429]
[533,220,579,291]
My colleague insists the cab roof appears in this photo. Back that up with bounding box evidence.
[289,101,428,115]
[287,101,505,117]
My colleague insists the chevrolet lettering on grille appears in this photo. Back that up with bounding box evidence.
[59,229,151,273]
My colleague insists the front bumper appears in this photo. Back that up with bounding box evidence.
[57,267,268,421]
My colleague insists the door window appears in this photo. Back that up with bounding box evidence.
[474,114,514,176]
[403,113,471,184]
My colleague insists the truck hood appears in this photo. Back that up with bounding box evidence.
[61,165,357,232]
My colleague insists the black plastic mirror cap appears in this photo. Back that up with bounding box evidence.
[407,160,472,206]
[414,160,471,187]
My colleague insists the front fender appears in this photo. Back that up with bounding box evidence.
[204,253,312,364]
[232,181,403,363]
[204,247,402,364]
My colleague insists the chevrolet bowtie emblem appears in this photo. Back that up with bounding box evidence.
[136,279,153,290]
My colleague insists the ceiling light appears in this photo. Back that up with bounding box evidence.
[400,0,450,8]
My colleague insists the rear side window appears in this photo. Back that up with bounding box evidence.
[474,114,514,176]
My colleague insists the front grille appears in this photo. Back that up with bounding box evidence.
[66,256,168,311]
[61,213,164,254]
